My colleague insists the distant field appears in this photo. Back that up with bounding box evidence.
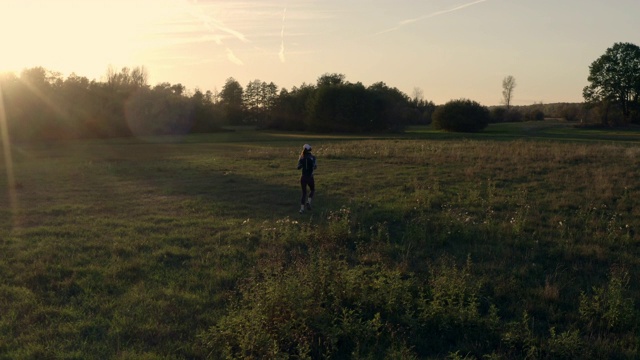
[2,121,640,359]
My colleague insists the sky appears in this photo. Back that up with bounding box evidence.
[1,0,639,106]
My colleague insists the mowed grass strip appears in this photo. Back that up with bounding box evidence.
[1,123,640,358]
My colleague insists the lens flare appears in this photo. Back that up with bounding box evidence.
[0,83,18,227]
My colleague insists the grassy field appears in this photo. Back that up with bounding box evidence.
[2,121,640,359]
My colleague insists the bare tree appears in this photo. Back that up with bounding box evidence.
[502,75,516,109]
[105,65,147,89]
[411,87,424,103]
[130,66,148,88]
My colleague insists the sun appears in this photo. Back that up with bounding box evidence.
[0,0,178,79]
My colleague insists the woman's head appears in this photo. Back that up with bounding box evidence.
[300,143,312,158]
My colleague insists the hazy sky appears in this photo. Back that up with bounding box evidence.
[1,0,639,105]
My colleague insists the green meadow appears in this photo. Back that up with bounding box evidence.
[2,121,640,359]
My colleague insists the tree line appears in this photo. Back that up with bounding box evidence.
[0,66,219,141]
[0,68,435,142]
[2,41,638,142]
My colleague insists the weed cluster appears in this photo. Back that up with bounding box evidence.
[201,219,499,359]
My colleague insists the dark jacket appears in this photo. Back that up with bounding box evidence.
[297,154,317,177]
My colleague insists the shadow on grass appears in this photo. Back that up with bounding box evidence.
[101,153,348,223]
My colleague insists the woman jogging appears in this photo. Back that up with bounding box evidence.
[297,144,317,214]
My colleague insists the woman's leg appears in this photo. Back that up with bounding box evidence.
[307,177,315,201]
[300,176,308,205]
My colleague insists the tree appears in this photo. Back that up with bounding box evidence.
[154,82,185,96]
[307,82,373,132]
[583,42,640,123]
[124,86,193,136]
[432,99,490,132]
[269,84,315,130]
[57,73,93,138]
[502,75,516,109]
[317,73,345,87]
[243,79,279,125]
[190,89,223,133]
[411,87,424,104]
[305,80,415,133]
[408,87,435,125]
[106,66,148,90]
[14,67,65,140]
[368,82,414,130]
[130,66,149,88]
[523,102,545,121]
[219,77,244,125]
[558,103,581,122]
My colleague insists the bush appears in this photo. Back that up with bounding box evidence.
[491,107,532,123]
[200,251,421,359]
[504,108,524,122]
[432,99,490,132]
[524,108,545,121]
[579,268,635,333]
[490,107,507,123]
[582,101,629,126]
[559,103,582,121]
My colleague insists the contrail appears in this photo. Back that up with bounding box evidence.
[183,0,248,65]
[376,0,489,35]
[279,7,287,63]
[185,0,248,43]
[226,48,244,65]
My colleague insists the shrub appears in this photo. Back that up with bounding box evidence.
[559,103,582,121]
[579,268,635,333]
[490,107,507,123]
[546,328,583,360]
[200,251,420,359]
[432,99,490,132]
[504,108,524,122]
[524,108,545,121]
[490,106,530,123]
[415,256,500,356]
[583,102,627,126]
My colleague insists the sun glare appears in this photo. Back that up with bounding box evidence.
[0,0,183,79]
[0,83,17,226]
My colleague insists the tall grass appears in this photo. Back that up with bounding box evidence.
[1,126,640,358]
